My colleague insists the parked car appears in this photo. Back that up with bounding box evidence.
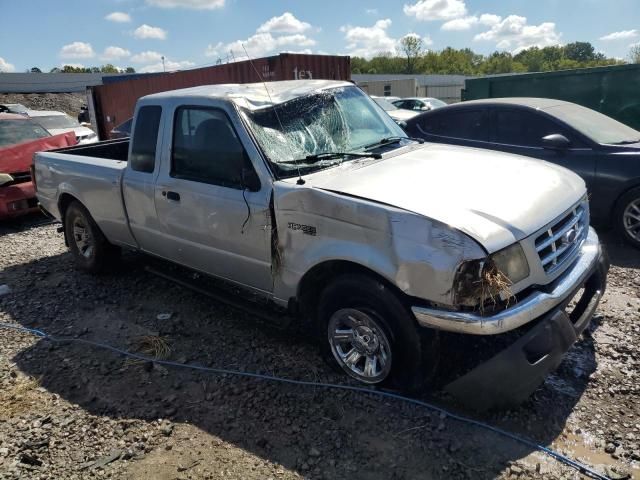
[392,97,447,112]
[0,103,30,114]
[404,98,640,248]
[0,113,76,219]
[109,117,133,139]
[28,110,97,144]
[370,96,419,124]
[34,81,608,406]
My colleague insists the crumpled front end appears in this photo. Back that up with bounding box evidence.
[413,226,609,410]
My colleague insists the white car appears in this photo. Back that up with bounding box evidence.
[370,96,420,123]
[27,110,97,144]
[392,97,447,112]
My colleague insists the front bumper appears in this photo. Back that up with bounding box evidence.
[412,227,603,335]
[0,182,39,220]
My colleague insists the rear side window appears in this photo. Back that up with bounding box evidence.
[493,109,564,147]
[419,109,488,141]
[171,107,249,189]
[0,119,50,147]
[130,106,162,173]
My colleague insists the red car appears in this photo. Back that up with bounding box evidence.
[0,113,76,219]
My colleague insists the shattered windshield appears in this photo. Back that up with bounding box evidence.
[241,86,406,177]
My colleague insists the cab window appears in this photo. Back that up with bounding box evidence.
[171,107,254,189]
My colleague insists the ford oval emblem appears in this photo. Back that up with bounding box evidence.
[562,228,577,245]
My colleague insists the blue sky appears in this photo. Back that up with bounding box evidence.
[1,0,639,73]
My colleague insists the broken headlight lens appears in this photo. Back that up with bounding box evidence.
[490,243,529,285]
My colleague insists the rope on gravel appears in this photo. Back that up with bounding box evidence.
[0,321,611,480]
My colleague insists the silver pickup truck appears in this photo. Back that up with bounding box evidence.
[34,80,608,406]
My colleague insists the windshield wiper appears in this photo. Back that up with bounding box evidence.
[282,151,382,165]
[364,136,424,150]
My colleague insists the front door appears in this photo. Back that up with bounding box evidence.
[154,105,273,293]
[489,108,597,192]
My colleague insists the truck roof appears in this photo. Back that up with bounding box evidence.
[141,79,353,110]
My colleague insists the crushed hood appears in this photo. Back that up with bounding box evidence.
[303,144,586,253]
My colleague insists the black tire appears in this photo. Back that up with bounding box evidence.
[614,187,640,249]
[64,201,120,273]
[317,273,439,391]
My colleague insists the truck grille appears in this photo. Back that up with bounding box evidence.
[535,203,587,274]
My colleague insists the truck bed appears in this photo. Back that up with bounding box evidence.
[34,144,136,248]
[52,138,129,162]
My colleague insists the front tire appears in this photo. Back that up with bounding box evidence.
[615,187,640,249]
[64,201,120,273]
[317,274,439,391]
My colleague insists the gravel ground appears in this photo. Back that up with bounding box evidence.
[0,215,638,480]
[0,93,86,117]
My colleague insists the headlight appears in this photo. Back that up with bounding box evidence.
[0,173,14,187]
[491,243,529,285]
[453,243,529,309]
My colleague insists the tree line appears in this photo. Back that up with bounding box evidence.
[352,40,638,75]
[27,65,136,74]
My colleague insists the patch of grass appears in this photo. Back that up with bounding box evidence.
[0,375,43,418]
[126,335,171,366]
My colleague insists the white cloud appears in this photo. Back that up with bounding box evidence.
[206,33,316,59]
[146,0,224,9]
[139,59,195,72]
[600,29,638,41]
[257,12,311,34]
[59,41,95,59]
[442,16,478,31]
[403,0,467,21]
[101,46,131,61]
[341,19,397,57]
[479,14,501,26]
[105,12,131,23]
[0,57,16,72]
[474,15,561,52]
[205,13,318,61]
[133,24,167,40]
[366,8,378,15]
[441,12,501,31]
[130,51,164,63]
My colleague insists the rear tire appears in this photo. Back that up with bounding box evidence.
[614,187,640,249]
[64,201,120,273]
[317,273,439,391]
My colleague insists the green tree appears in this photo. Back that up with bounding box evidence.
[100,64,120,73]
[30,67,42,73]
[563,42,596,62]
[399,34,423,74]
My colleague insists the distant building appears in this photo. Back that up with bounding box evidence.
[353,74,474,103]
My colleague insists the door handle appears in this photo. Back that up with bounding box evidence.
[163,191,180,202]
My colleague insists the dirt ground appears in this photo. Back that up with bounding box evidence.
[0,93,86,117]
[0,214,638,480]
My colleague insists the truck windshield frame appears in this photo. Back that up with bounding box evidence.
[240,86,406,178]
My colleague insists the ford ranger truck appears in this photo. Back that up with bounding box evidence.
[33,80,609,408]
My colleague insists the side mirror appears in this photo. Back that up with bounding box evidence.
[542,134,570,150]
[395,120,408,130]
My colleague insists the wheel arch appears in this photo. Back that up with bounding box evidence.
[295,259,411,320]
